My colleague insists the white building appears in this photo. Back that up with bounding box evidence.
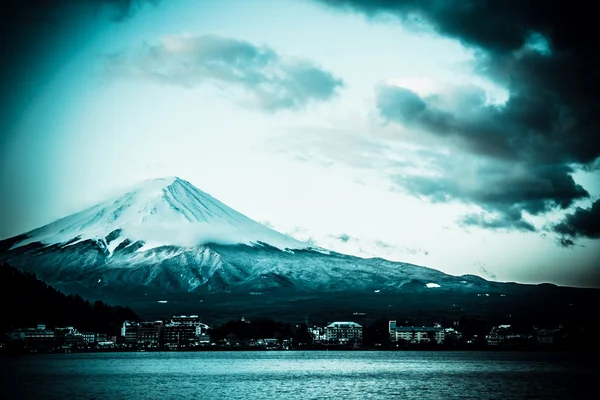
[325,322,363,344]
[80,332,96,344]
[486,325,532,345]
[389,321,445,344]
[486,324,512,345]
[121,321,138,345]
[169,315,210,336]
[309,326,326,342]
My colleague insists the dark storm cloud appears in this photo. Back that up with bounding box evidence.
[381,84,589,229]
[317,0,600,240]
[460,211,535,233]
[553,199,600,241]
[105,34,343,111]
[316,1,594,59]
[557,238,576,248]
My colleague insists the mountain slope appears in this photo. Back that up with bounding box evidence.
[9,177,308,252]
[1,176,495,299]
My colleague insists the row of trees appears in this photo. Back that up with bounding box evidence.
[207,318,311,345]
[0,263,138,336]
[204,316,600,350]
[2,261,597,350]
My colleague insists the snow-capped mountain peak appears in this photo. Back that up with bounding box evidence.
[0,177,507,302]
[11,177,308,252]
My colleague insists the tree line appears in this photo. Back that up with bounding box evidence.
[0,263,138,336]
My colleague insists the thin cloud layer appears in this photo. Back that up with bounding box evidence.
[317,0,600,242]
[106,34,344,111]
[294,229,430,260]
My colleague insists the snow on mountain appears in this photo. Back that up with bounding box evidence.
[11,177,309,252]
[0,176,503,299]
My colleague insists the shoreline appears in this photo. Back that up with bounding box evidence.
[1,345,587,356]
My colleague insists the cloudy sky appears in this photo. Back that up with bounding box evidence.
[1,0,598,287]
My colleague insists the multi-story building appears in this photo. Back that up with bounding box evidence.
[15,325,57,347]
[325,322,363,344]
[136,321,164,347]
[487,325,533,346]
[80,332,97,345]
[164,315,210,348]
[486,324,512,346]
[121,321,138,346]
[389,321,445,344]
[55,327,85,347]
[170,315,209,336]
[443,327,462,342]
[309,326,326,343]
[96,333,109,343]
[10,325,96,348]
[164,324,199,347]
[535,328,560,345]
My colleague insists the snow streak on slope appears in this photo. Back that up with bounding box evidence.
[11,177,308,252]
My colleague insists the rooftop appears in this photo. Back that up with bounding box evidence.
[393,326,443,332]
[326,322,362,328]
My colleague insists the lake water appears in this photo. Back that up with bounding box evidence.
[1,351,596,399]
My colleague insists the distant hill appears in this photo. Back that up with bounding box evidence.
[0,263,138,335]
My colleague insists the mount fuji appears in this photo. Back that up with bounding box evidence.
[8,177,309,254]
[1,177,592,321]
